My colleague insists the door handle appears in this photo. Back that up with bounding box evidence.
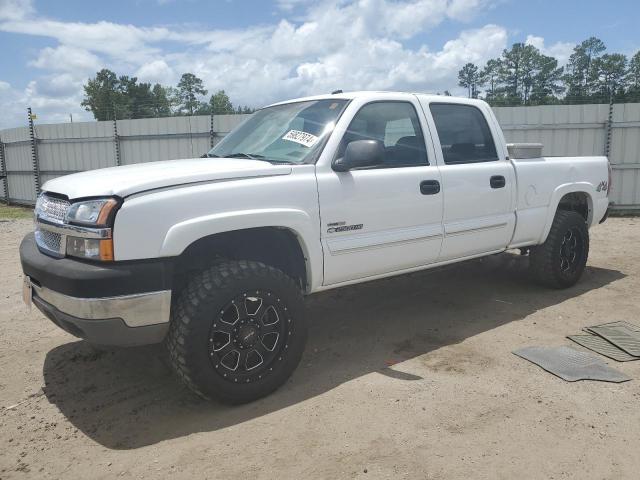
[490,175,506,189]
[420,180,440,195]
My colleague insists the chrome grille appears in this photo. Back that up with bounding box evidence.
[36,195,70,224]
[35,228,64,256]
[35,194,70,256]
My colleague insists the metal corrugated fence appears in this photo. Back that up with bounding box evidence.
[0,114,249,205]
[1,105,639,209]
[493,103,640,210]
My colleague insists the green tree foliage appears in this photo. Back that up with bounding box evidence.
[593,53,628,99]
[628,51,640,100]
[528,54,564,104]
[629,52,640,88]
[82,70,254,120]
[82,69,187,120]
[563,37,606,98]
[496,43,532,103]
[150,84,172,117]
[81,69,127,121]
[117,76,155,118]
[480,59,501,101]
[177,73,208,115]
[487,43,563,105]
[457,63,483,98]
[209,90,234,114]
[474,37,637,106]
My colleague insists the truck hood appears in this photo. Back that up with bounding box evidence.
[42,158,293,200]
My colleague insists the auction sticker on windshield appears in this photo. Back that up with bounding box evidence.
[282,130,319,148]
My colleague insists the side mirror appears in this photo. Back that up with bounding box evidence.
[332,140,384,172]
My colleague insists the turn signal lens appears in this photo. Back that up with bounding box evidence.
[66,237,114,261]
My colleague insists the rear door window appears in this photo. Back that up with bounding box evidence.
[429,103,498,164]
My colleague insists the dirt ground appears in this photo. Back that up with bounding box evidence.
[1,216,639,479]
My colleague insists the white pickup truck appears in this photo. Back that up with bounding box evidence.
[20,91,610,403]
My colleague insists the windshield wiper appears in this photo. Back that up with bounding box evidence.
[218,152,296,165]
[226,152,267,160]
[267,159,296,165]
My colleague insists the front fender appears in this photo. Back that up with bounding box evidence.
[161,208,323,290]
[539,182,595,244]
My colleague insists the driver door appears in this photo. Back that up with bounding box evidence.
[316,99,443,285]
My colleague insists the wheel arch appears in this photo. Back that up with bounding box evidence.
[540,183,595,244]
[162,209,322,295]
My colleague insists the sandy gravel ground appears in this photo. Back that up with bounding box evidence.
[1,216,639,479]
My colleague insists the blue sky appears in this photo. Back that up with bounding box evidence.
[1,0,639,128]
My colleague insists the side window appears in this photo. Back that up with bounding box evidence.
[429,104,498,165]
[338,102,428,167]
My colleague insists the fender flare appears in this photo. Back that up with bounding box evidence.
[539,182,595,244]
[161,208,322,291]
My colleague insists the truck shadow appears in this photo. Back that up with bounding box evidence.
[42,253,624,449]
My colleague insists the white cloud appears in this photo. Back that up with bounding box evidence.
[0,0,33,21]
[37,73,84,97]
[0,78,92,129]
[526,35,574,65]
[0,0,511,127]
[135,60,175,84]
[30,45,102,73]
[446,0,491,22]
[276,0,312,11]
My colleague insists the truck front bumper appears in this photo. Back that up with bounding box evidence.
[20,233,173,347]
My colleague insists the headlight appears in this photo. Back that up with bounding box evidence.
[66,198,118,226]
[64,198,119,261]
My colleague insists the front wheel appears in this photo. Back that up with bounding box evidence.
[166,260,307,404]
[529,210,589,289]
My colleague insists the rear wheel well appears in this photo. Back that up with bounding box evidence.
[557,192,591,223]
[172,227,308,297]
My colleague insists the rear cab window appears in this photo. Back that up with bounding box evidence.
[429,103,498,165]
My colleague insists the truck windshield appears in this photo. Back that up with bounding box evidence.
[207,99,349,164]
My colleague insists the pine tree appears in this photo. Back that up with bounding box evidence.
[177,73,208,115]
[457,63,482,98]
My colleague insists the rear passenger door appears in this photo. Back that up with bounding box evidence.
[422,101,515,260]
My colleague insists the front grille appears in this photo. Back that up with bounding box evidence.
[35,194,70,256]
[37,195,70,224]
[35,228,64,256]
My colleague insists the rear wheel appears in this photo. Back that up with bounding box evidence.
[529,210,589,289]
[166,260,307,404]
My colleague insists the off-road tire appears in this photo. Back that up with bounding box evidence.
[166,260,307,404]
[529,210,589,289]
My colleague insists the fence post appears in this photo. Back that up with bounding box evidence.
[113,104,121,166]
[0,136,9,205]
[210,113,215,149]
[605,94,614,158]
[27,107,41,197]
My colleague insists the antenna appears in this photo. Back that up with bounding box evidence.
[331,89,343,94]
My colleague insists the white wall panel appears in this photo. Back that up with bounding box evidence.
[493,103,640,210]
[2,106,638,209]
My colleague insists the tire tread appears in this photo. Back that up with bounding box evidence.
[529,210,589,289]
[165,260,305,403]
